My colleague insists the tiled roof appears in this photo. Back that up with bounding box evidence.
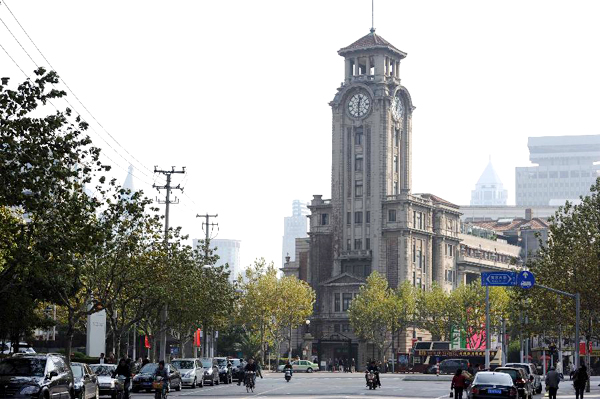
[339,30,406,57]
[419,193,460,209]
[472,218,550,232]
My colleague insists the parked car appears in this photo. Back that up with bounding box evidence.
[505,363,541,394]
[198,358,219,386]
[0,353,74,399]
[230,359,245,382]
[0,342,36,355]
[90,364,122,399]
[71,362,99,399]
[170,359,204,388]
[495,367,534,399]
[131,363,182,393]
[468,371,518,399]
[438,359,470,375]
[215,358,232,384]
[276,360,318,373]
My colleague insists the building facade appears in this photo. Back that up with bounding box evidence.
[193,238,241,282]
[516,135,600,206]
[282,200,309,267]
[470,159,508,206]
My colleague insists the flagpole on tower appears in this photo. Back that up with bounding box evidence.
[371,0,375,32]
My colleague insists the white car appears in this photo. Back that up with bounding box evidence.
[89,364,120,399]
[171,358,205,388]
[1,341,36,354]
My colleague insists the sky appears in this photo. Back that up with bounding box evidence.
[2,0,600,271]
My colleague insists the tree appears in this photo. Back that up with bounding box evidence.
[416,284,457,341]
[348,272,397,364]
[279,276,315,360]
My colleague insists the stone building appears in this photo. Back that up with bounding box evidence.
[280,29,522,368]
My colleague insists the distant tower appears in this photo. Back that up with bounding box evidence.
[282,200,309,267]
[470,158,508,206]
[122,164,136,200]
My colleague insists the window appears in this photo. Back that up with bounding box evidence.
[321,213,329,225]
[355,181,363,197]
[393,181,398,194]
[346,239,351,251]
[355,157,363,171]
[334,324,341,332]
[334,293,340,312]
[366,211,370,223]
[347,212,351,225]
[366,238,370,250]
[416,277,422,288]
[571,171,580,178]
[414,211,423,229]
[394,129,400,147]
[354,239,362,250]
[342,324,350,333]
[355,128,363,145]
[416,240,423,268]
[446,244,453,257]
[393,156,398,174]
[412,239,416,263]
[389,209,396,222]
[342,293,353,311]
[355,211,363,224]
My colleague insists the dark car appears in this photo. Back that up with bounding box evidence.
[230,359,245,382]
[439,359,470,375]
[71,363,98,399]
[198,358,219,386]
[504,363,541,394]
[131,363,182,393]
[495,367,533,399]
[468,371,518,399]
[0,353,74,399]
[215,358,232,384]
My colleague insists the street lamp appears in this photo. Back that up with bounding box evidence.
[305,319,310,333]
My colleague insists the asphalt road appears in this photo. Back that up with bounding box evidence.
[128,373,600,399]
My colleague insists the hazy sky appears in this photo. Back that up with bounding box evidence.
[2,0,600,270]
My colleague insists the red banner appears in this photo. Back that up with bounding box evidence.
[145,335,151,349]
[194,329,201,347]
[580,342,586,355]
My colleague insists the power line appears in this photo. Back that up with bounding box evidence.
[0,40,27,77]
[0,0,158,180]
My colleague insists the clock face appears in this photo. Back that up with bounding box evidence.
[391,94,404,120]
[348,93,371,118]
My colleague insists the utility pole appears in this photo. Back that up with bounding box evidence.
[154,166,185,362]
[195,213,218,357]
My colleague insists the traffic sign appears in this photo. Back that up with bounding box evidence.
[481,272,517,286]
[517,270,535,289]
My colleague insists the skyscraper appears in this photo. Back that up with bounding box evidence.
[470,159,508,206]
[516,135,600,206]
[193,238,241,282]
[281,200,309,267]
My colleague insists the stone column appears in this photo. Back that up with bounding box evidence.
[345,58,352,82]
[366,56,371,76]
[355,57,360,75]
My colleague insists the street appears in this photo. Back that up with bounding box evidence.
[128,373,600,399]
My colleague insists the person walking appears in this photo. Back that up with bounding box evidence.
[545,366,560,399]
[351,358,356,373]
[570,362,576,380]
[451,369,468,399]
[99,353,106,364]
[573,364,589,399]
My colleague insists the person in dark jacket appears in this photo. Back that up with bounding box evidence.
[545,367,560,399]
[573,365,589,399]
[113,359,132,399]
[153,361,169,398]
[366,361,381,387]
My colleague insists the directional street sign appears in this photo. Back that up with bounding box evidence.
[517,270,535,289]
[481,271,517,287]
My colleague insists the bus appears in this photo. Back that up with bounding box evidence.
[409,341,500,373]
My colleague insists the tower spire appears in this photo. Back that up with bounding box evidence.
[370,0,375,33]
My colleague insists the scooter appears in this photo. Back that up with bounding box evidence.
[284,369,292,382]
[366,371,377,390]
[153,376,166,399]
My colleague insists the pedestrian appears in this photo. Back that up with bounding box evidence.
[451,368,468,399]
[467,363,474,377]
[545,366,560,399]
[142,356,150,366]
[99,353,105,364]
[570,362,576,380]
[573,364,589,399]
[351,358,356,373]
[108,353,116,364]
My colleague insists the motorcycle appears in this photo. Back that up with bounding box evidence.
[244,371,256,393]
[152,376,167,399]
[284,369,292,382]
[366,371,377,390]
[114,375,127,399]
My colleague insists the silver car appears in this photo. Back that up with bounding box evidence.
[171,359,204,388]
[505,363,542,394]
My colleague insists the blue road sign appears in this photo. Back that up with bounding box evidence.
[481,271,517,286]
[517,270,535,289]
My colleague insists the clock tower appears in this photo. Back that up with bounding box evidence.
[304,29,461,365]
